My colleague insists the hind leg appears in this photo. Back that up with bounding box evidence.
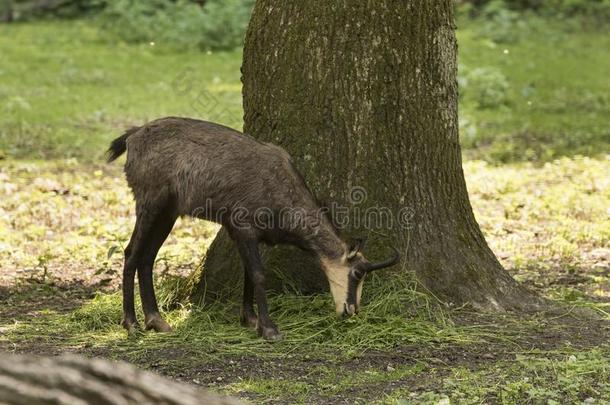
[121,203,163,334]
[121,230,138,334]
[138,210,177,332]
[121,207,157,333]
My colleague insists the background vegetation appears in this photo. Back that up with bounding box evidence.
[1,0,608,162]
[0,1,608,404]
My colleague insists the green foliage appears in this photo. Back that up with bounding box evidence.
[5,1,254,51]
[456,17,610,162]
[100,0,207,51]
[459,0,610,19]
[475,1,528,43]
[99,0,254,51]
[196,0,255,51]
[6,0,106,19]
[1,19,608,163]
[460,66,511,109]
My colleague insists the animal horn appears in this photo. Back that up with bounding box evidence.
[365,247,401,272]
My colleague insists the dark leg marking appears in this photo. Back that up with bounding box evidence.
[138,209,177,333]
[121,228,138,334]
[240,269,257,328]
[235,238,282,341]
[121,205,159,334]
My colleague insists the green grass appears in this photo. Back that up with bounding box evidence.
[386,349,610,404]
[3,278,609,403]
[5,272,458,359]
[0,17,608,162]
[1,157,609,403]
[1,16,610,404]
[0,21,243,160]
[458,17,610,162]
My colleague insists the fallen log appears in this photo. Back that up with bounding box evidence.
[0,353,245,405]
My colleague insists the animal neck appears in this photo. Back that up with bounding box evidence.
[307,218,346,260]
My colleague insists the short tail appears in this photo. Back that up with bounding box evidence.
[106,126,140,163]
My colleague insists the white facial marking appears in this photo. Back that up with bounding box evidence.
[356,278,364,307]
[320,257,349,315]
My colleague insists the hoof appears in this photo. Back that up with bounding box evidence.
[145,316,173,333]
[240,314,258,329]
[258,325,283,342]
[121,318,140,336]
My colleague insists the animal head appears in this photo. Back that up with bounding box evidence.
[320,238,400,316]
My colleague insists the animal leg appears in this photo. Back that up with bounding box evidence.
[121,230,138,334]
[236,238,282,341]
[122,204,159,333]
[138,210,176,333]
[240,270,257,328]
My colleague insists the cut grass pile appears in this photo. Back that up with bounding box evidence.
[5,273,454,360]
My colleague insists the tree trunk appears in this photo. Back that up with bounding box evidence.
[193,0,541,310]
[0,354,244,404]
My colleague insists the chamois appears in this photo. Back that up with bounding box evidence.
[107,117,399,341]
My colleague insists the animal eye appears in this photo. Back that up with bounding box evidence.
[351,269,365,279]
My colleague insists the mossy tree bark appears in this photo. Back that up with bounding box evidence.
[192,0,541,310]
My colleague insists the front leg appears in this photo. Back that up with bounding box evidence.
[236,238,282,341]
[241,270,258,328]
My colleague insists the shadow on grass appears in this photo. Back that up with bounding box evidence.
[462,130,610,165]
[0,279,100,322]
[1,272,609,403]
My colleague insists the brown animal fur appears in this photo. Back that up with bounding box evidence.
[108,117,397,340]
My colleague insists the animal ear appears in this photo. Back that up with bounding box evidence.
[347,237,366,260]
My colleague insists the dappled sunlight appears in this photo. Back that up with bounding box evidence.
[1,2,609,402]
[0,160,219,286]
[465,156,610,303]
[2,156,608,309]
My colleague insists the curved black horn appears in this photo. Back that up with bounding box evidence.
[365,247,401,273]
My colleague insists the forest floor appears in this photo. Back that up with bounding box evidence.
[1,17,609,405]
[1,157,608,404]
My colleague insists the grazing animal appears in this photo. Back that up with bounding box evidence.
[107,117,399,341]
